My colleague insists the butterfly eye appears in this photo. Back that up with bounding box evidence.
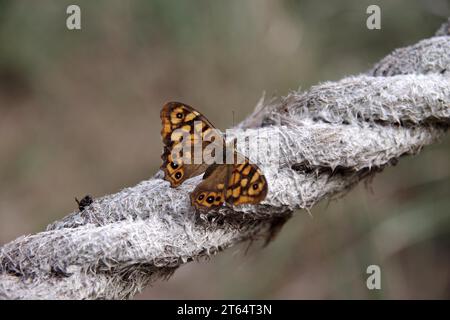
[175,172,182,180]
[252,183,259,190]
[176,113,183,119]
[206,196,215,204]
[198,194,205,201]
[170,162,178,169]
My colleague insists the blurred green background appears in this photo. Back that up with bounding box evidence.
[0,0,449,299]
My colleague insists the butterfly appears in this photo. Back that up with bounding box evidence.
[160,102,268,212]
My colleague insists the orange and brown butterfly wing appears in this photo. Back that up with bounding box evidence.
[160,102,222,187]
[225,160,268,206]
[190,164,230,211]
[191,159,268,212]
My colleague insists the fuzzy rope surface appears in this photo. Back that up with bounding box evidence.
[1,20,449,300]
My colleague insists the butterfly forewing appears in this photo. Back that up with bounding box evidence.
[226,160,268,205]
[160,102,222,187]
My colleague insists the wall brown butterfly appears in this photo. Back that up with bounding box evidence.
[160,102,268,212]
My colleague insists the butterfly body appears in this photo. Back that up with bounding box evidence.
[160,102,267,212]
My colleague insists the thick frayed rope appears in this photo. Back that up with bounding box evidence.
[1,20,449,299]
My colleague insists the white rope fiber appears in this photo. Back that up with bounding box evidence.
[1,19,449,300]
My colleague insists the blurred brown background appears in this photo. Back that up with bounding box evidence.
[0,0,449,299]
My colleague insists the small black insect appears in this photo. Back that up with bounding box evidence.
[75,194,93,211]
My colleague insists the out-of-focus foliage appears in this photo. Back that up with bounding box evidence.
[0,0,448,299]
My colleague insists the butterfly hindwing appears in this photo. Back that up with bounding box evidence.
[190,164,230,211]
[191,156,268,211]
